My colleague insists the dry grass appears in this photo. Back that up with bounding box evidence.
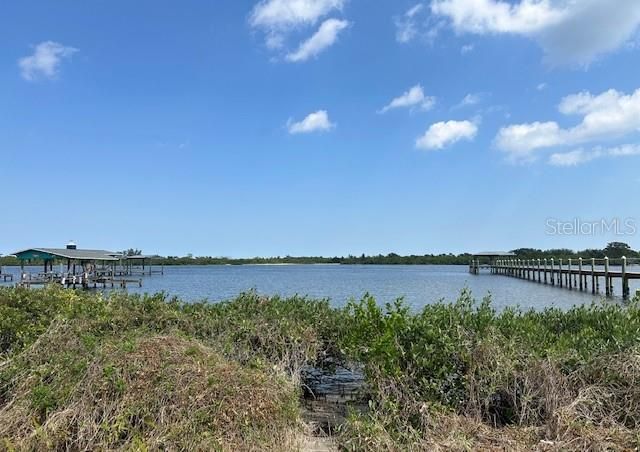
[0,323,301,451]
[339,351,640,451]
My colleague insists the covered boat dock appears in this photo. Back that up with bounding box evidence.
[11,242,151,288]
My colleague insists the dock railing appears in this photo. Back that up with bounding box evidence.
[480,256,640,299]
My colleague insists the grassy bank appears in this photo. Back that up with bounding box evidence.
[1,287,639,450]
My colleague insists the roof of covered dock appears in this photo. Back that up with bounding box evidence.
[11,248,121,261]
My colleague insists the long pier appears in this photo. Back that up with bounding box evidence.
[470,257,640,299]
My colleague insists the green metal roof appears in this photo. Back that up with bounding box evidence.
[12,248,121,261]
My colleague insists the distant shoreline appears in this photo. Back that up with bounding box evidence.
[1,243,637,267]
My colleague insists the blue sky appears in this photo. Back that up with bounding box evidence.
[2,0,640,257]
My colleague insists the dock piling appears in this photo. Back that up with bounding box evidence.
[578,258,583,291]
[604,257,611,296]
[622,256,629,299]
[559,259,563,288]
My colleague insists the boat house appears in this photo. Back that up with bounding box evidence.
[13,242,120,274]
[10,242,159,288]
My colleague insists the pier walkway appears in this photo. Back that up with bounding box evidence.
[470,256,640,299]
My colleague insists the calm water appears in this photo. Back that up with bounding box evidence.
[3,264,635,310]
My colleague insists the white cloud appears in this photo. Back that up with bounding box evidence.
[455,93,482,108]
[416,119,478,150]
[537,82,547,91]
[286,18,349,62]
[431,0,565,34]
[496,88,640,162]
[288,110,335,134]
[18,41,78,81]
[395,3,446,44]
[460,43,474,54]
[250,0,349,60]
[430,0,640,65]
[548,149,596,167]
[395,4,426,43]
[250,0,345,29]
[379,85,436,114]
[549,144,640,167]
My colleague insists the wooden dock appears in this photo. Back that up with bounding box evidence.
[17,272,142,289]
[8,245,164,291]
[0,265,13,282]
[470,257,640,299]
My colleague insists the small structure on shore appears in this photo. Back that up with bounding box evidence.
[469,252,516,274]
[10,242,161,289]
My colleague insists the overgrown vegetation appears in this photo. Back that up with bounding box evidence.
[0,288,336,450]
[339,290,640,450]
[1,286,640,450]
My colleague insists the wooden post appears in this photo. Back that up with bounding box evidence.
[550,258,555,285]
[568,259,572,289]
[543,258,548,284]
[559,259,563,287]
[622,256,629,299]
[604,257,610,296]
[578,258,583,291]
[537,259,541,283]
[591,258,596,294]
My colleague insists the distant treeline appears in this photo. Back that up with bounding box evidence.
[156,253,475,266]
[510,242,639,260]
[1,242,637,266]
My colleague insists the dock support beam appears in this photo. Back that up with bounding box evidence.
[558,259,563,288]
[622,256,629,299]
[604,257,610,296]
[578,258,583,291]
